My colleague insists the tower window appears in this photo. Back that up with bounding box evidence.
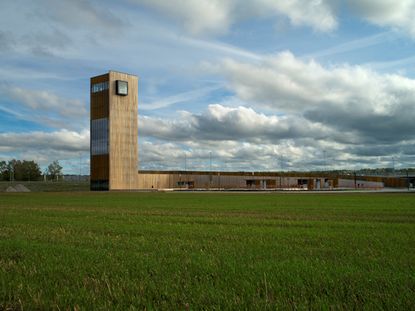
[91,81,109,93]
[91,118,109,155]
[116,80,128,96]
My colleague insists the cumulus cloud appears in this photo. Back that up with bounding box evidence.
[212,51,415,143]
[132,0,337,35]
[138,104,330,170]
[139,104,334,142]
[138,139,303,171]
[1,0,415,173]
[135,51,415,171]
[0,130,89,152]
[348,0,415,37]
[136,103,402,171]
[138,135,415,171]
[139,136,410,171]
[0,129,89,167]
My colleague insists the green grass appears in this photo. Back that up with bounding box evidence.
[0,192,414,310]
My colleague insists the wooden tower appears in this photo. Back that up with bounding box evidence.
[90,71,138,190]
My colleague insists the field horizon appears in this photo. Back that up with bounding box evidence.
[1,192,414,309]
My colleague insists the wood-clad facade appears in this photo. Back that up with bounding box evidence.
[90,71,138,190]
[136,171,384,190]
[108,71,138,190]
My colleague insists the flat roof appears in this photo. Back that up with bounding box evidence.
[108,70,139,78]
[90,70,139,80]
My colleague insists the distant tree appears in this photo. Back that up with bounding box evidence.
[11,160,23,181]
[47,160,63,181]
[0,161,8,181]
[22,160,42,181]
[0,160,42,181]
[3,159,17,181]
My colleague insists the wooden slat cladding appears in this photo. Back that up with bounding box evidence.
[267,179,276,188]
[108,71,139,190]
[90,154,109,180]
[136,172,384,190]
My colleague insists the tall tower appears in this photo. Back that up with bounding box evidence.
[90,71,138,190]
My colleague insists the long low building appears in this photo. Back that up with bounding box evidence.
[137,170,384,190]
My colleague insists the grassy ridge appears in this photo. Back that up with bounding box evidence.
[0,192,414,309]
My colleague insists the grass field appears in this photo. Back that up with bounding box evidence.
[0,192,414,310]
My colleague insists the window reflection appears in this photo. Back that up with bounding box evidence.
[91,81,109,93]
[91,118,108,155]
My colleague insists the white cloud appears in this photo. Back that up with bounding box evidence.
[138,139,299,171]
[141,85,222,110]
[134,0,415,38]
[179,36,263,61]
[348,0,415,37]
[0,129,89,169]
[1,0,415,174]
[0,129,89,152]
[128,51,415,171]
[264,0,337,32]
[211,51,415,142]
[139,103,332,142]
[132,0,338,35]
[138,103,382,171]
[0,85,88,130]
[304,31,395,59]
[367,54,415,71]
[134,0,232,35]
[36,0,125,34]
[5,86,86,117]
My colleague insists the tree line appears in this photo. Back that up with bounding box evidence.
[0,160,63,181]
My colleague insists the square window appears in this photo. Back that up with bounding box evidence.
[116,80,128,95]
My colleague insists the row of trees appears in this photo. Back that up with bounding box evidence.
[0,160,63,181]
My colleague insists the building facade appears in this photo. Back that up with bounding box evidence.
[90,71,138,190]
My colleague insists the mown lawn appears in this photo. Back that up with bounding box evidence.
[0,192,414,310]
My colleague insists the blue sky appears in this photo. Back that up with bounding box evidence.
[1,0,415,174]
